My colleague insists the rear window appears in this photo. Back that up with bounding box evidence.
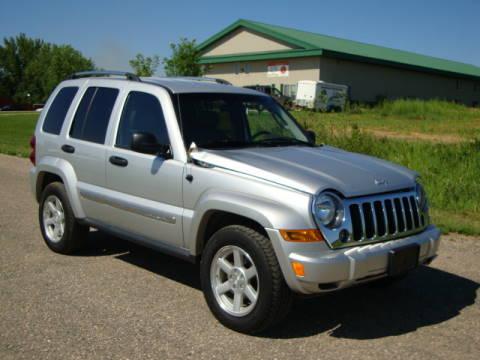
[70,87,119,144]
[42,87,78,134]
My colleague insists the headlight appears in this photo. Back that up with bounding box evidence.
[313,192,344,228]
[415,180,428,210]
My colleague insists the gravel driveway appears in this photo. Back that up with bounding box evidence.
[1,154,479,359]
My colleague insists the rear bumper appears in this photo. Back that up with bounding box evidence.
[267,225,441,294]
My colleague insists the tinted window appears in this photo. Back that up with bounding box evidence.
[70,87,119,144]
[42,87,78,134]
[116,92,169,150]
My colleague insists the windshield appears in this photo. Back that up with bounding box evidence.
[177,93,311,149]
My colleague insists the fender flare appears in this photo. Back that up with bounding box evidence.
[187,189,311,255]
[34,156,85,218]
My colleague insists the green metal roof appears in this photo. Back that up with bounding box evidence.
[198,19,480,79]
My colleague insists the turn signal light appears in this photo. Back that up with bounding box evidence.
[280,229,324,242]
[291,261,305,277]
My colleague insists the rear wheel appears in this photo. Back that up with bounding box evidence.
[200,225,293,333]
[39,182,88,254]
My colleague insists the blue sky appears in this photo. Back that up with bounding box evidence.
[1,0,479,74]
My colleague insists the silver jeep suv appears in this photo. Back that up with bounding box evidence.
[30,71,441,333]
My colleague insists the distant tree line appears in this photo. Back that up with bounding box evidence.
[0,34,207,104]
[0,34,94,104]
[129,38,207,77]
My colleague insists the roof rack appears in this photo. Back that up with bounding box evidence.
[171,76,232,85]
[69,70,141,82]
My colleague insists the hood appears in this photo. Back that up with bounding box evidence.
[191,145,417,197]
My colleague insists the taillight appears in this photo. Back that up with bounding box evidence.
[29,135,36,165]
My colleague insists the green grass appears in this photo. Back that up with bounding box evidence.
[295,99,480,140]
[0,112,38,156]
[1,101,479,236]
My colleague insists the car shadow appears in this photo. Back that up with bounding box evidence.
[76,229,201,290]
[76,230,478,340]
[261,266,479,339]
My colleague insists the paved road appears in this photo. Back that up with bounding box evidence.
[1,154,479,360]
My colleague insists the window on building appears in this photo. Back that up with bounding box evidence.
[42,87,78,135]
[70,87,119,144]
[116,91,169,150]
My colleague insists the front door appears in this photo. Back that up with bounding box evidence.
[105,89,184,248]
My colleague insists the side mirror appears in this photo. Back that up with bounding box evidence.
[131,132,171,157]
[305,130,316,144]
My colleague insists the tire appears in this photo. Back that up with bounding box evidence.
[39,182,88,254]
[200,225,293,333]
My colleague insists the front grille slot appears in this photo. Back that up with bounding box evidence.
[410,196,420,228]
[385,199,395,234]
[347,192,427,244]
[374,201,386,237]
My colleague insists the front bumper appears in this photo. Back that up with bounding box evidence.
[267,225,441,294]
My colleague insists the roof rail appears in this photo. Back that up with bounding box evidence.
[172,76,232,85]
[69,70,141,82]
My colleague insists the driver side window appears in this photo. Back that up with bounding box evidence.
[116,91,169,150]
[244,102,290,139]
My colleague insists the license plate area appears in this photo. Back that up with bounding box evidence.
[388,244,420,277]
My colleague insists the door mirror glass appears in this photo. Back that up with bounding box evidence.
[131,132,171,157]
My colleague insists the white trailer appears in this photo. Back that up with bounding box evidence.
[295,80,349,111]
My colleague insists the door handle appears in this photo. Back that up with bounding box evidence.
[109,156,128,167]
[61,144,75,154]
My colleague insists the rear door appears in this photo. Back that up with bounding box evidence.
[104,84,185,248]
[62,83,120,222]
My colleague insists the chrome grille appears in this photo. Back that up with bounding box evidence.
[319,190,429,249]
[349,193,426,242]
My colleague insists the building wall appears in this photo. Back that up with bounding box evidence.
[202,29,295,57]
[319,57,480,105]
[205,57,321,87]
[204,54,480,105]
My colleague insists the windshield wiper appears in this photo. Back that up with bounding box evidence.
[253,137,314,147]
[197,139,250,149]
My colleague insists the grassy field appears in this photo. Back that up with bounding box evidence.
[0,111,38,157]
[1,100,479,235]
[295,99,480,141]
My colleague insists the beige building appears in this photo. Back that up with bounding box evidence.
[198,19,480,105]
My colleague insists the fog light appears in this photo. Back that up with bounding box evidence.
[291,261,305,277]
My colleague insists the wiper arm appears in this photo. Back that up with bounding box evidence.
[254,137,314,147]
[197,139,250,149]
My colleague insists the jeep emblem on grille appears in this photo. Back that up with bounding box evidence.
[374,178,388,186]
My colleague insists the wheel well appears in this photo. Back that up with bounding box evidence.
[197,210,268,255]
[36,172,63,201]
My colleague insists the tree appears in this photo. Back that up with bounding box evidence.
[129,53,160,77]
[23,44,94,103]
[0,34,94,103]
[163,38,206,77]
[0,33,44,103]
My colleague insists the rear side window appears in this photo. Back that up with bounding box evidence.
[42,87,78,134]
[70,87,119,144]
[116,91,169,149]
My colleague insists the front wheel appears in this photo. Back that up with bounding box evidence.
[200,225,293,333]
